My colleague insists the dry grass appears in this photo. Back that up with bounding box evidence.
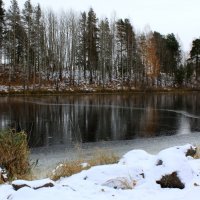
[88,149,119,166]
[119,178,136,190]
[194,146,200,159]
[51,149,119,181]
[103,177,137,190]
[50,160,86,181]
[0,129,31,181]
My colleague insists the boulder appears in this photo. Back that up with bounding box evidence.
[156,172,185,189]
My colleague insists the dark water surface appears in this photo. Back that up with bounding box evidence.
[0,93,200,148]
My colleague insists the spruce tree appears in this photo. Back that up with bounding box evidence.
[190,38,200,80]
[165,33,181,75]
[87,8,98,84]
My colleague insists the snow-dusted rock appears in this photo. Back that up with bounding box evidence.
[12,178,55,191]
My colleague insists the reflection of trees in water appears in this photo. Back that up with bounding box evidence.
[140,106,158,137]
[0,93,200,148]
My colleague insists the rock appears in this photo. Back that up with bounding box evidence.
[139,173,145,178]
[156,172,185,189]
[34,182,54,190]
[156,159,163,166]
[12,183,31,191]
[12,179,55,191]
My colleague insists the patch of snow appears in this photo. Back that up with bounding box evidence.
[81,162,89,168]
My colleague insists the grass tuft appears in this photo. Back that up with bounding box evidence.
[118,177,137,190]
[194,146,200,159]
[103,177,137,190]
[0,129,31,181]
[51,149,119,181]
[88,149,119,166]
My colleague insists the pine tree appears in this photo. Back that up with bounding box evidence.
[116,19,125,82]
[33,4,42,86]
[6,0,23,71]
[116,18,136,85]
[124,18,136,84]
[78,12,87,80]
[22,0,34,85]
[98,18,112,87]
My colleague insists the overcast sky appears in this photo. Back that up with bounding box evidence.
[4,0,200,52]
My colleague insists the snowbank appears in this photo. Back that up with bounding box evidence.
[1,144,200,200]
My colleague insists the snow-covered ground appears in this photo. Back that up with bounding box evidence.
[1,144,200,200]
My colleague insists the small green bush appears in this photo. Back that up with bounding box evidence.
[0,129,30,180]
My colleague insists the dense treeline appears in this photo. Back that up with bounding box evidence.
[0,0,200,91]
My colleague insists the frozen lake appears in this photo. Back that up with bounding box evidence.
[0,92,200,149]
[1,92,200,178]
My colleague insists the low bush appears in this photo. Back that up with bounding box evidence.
[0,129,31,181]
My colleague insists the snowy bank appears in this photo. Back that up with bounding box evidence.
[1,144,200,200]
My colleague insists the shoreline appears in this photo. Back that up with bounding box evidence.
[0,87,200,96]
[30,132,200,179]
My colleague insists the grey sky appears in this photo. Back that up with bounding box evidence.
[5,0,200,52]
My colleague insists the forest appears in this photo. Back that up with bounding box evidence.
[0,0,200,92]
